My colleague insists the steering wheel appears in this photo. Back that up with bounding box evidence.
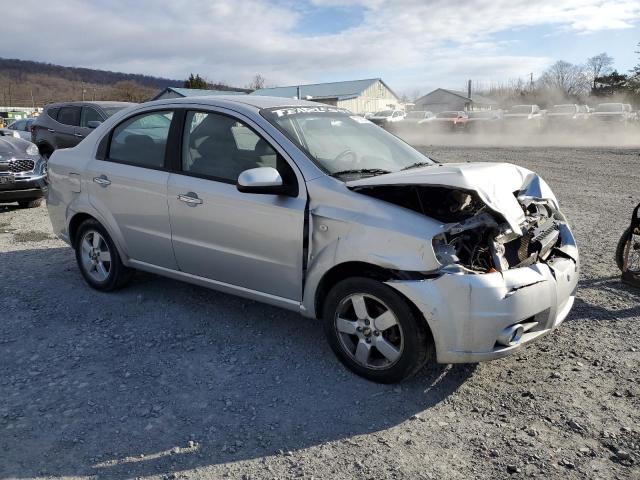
[333,148,358,165]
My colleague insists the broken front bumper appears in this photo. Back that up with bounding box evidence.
[387,253,578,364]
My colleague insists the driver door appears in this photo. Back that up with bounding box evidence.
[167,110,307,301]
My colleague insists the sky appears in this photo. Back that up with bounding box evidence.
[1,0,639,96]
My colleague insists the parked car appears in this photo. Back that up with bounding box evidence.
[431,111,468,130]
[0,132,47,208]
[368,109,405,128]
[396,111,435,134]
[5,118,36,140]
[545,104,590,131]
[503,105,545,131]
[32,101,134,158]
[465,110,502,133]
[590,103,631,128]
[47,96,579,383]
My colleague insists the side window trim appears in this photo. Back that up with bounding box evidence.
[173,108,301,194]
[98,108,176,171]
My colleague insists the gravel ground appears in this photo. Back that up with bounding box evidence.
[0,146,639,480]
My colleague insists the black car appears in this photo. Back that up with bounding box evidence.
[0,132,48,208]
[31,101,134,158]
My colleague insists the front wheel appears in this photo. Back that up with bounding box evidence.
[75,219,132,291]
[323,277,432,383]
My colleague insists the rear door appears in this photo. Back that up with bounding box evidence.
[86,109,177,269]
[55,106,81,148]
[167,109,307,300]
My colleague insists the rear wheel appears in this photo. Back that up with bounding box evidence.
[17,198,43,208]
[75,219,132,291]
[323,277,432,383]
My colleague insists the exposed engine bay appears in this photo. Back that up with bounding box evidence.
[352,184,564,273]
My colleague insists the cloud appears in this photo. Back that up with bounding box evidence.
[0,0,637,91]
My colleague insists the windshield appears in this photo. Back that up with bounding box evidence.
[507,106,532,114]
[102,106,129,117]
[551,105,576,114]
[261,106,434,178]
[596,103,623,113]
[373,110,393,117]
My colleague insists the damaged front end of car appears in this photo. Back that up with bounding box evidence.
[349,165,577,275]
[345,163,579,363]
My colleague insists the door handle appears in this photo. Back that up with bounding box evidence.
[47,128,56,133]
[74,133,84,138]
[177,192,203,206]
[93,175,111,187]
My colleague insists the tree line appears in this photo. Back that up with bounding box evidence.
[474,43,640,108]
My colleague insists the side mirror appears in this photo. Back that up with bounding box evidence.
[87,120,102,129]
[237,167,295,196]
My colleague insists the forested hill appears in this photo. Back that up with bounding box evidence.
[0,57,181,90]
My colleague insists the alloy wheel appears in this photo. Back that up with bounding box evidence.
[334,293,404,370]
[80,230,112,282]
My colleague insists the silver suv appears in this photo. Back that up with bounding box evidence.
[47,96,579,383]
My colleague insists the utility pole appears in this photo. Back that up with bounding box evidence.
[529,73,534,91]
[81,82,85,101]
[30,89,35,109]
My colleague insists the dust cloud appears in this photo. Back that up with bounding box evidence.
[396,127,640,148]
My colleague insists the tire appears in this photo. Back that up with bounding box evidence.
[38,144,53,160]
[17,198,43,208]
[74,219,132,291]
[615,226,640,273]
[615,227,630,271]
[322,277,432,383]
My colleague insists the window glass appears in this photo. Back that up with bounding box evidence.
[80,107,103,128]
[57,107,81,126]
[261,106,433,179]
[102,106,128,118]
[109,110,173,168]
[182,111,277,182]
[10,120,25,130]
[47,108,60,120]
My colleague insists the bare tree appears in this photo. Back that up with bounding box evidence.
[539,61,589,97]
[586,52,614,89]
[247,74,265,91]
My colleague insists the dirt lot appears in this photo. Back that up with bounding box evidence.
[1,146,639,480]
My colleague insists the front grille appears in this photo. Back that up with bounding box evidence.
[6,159,35,173]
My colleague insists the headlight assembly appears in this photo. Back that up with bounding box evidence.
[26,143,39,156]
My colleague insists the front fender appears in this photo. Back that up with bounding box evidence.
[301,205,442,317]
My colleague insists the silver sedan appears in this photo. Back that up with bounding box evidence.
[46,96,579,383]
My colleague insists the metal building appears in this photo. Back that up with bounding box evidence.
[251,78,400,115]
[151,87,248,101]
[414,88,498,113]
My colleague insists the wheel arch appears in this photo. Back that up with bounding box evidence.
[36,141,54,157]
[69,212,98,248]
[314,262,432,328]
[67,212,128,264]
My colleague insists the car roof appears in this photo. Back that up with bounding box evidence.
[45,101,135,109]
[145,95,327,111]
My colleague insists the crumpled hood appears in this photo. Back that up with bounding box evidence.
[347,162,558,233]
